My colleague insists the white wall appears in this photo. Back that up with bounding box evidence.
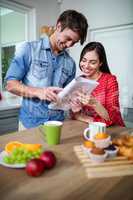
[91,25,133,109]
[61,0,133,28]
[61,0,133,74]
[9,0,60,39]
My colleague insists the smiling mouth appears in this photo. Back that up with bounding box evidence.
[83,69,91,73]
[60,44,66,49]
[58,41,66,49]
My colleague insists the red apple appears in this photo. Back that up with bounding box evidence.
[26,158,45,177]
[40,151,56,169]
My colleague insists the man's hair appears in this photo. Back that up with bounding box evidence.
[57,10,88,45]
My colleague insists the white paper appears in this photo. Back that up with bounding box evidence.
[48,76,99,110]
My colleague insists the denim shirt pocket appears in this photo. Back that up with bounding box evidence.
[31,60,48,79]
[59,67,71,86]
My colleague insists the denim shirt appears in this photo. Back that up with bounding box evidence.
[5,36,76,128]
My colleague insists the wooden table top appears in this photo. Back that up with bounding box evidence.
[0,120,133,200]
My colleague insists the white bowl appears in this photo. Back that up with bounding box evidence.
[89,151,108,163]
[93,135,111,148]
[105,146,119,158]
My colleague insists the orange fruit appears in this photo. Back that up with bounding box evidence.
[5,141,23,153]
[22,144,42,151]
[95,132,109,139]
[5,141,42,153]
[83,140,95,148]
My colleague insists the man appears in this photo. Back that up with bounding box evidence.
[5,10,88,129]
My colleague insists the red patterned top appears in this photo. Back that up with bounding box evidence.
[81,73,125,127]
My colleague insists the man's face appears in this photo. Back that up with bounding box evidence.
[55,23,80,51]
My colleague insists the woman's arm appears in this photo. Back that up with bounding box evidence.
[70,109,93,123]
[74,93,110,121]
[102,75,124,126]
[75,112,94,123]
[70,94,93,123]
[87,96,110,121]
[92,75,124,126]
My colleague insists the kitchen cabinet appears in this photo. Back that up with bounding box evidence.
[0,108,19,135]
[124,108,133,122]
[123,107,133,128]
[0,93,21,135]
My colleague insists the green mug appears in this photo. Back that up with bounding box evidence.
[41,121,63,145]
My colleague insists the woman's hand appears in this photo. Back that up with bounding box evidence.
[70,100,82,112]
[78,93,110,121]
[70,90,82,112]
[78,93,98,107]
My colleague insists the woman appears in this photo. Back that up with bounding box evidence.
[70,42,125,127]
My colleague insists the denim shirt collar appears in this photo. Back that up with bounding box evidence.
[42,36,51,50]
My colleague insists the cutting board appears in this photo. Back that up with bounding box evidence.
[74,145,133,179]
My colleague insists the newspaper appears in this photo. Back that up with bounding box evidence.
[48,76,99,111]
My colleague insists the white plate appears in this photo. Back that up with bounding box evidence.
[0,151,26,168]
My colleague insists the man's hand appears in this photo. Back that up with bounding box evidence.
[38,87,62,102]
[6,80,63,102]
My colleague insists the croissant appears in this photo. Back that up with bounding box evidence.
[119,146,133,159]
[112,134,133,160]
[124,136,133,147]
[112,136,125,146]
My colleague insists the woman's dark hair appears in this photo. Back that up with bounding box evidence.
[79,42,111,73]
[57,10,88,45]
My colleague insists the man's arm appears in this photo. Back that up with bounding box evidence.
[6,80,62,102]
[5,42,62,102]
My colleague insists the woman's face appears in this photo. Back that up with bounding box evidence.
[80,50,102,78]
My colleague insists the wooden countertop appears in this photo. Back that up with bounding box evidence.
[0,120,133,200]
